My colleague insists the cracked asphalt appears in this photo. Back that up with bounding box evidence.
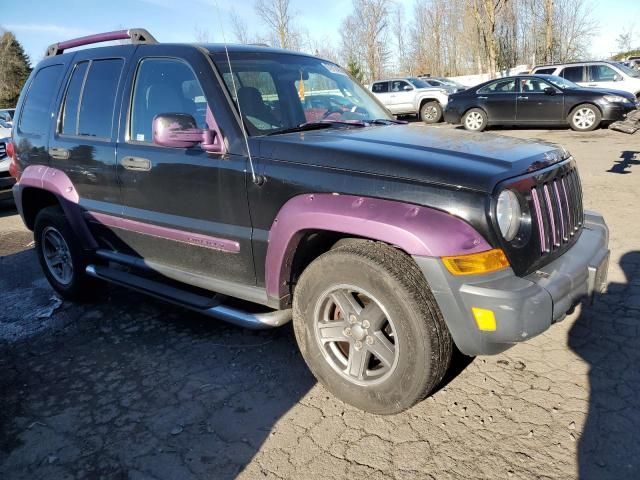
[1,126,639,480]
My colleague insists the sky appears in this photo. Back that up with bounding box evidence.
[2,0,639,66]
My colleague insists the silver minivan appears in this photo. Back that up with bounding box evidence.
[531,61,640,99]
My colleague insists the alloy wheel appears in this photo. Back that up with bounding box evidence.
[313,285,399,386]
[573,108,596,129]
[465,111,484,130]
[41,226,74,285]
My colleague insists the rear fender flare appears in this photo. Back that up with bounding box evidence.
[265,193,491,301]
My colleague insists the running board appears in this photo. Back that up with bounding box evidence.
[85,265,292,329]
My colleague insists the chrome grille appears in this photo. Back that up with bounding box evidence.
[530,168,583,254]
[0,142,6,159]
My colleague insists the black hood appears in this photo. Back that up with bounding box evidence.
[257,124,569,193]
[568,86,636,101]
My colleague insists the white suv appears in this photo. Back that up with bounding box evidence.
[531,61,640,99]
[369,77,449,123]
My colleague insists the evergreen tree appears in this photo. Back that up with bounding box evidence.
[0,31,31,108]
[346,58,365,84]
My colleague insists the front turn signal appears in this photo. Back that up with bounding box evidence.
[442,249,509,276]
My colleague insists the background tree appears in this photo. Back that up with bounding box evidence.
[0,31,31,109]
[255,0,299,49]
[346,58,365,83]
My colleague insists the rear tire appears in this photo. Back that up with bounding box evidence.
[462,108,488,131]
[292,240,452,414]
[568,103,601,131]
[34,206,97,301]
[420,101,443,124]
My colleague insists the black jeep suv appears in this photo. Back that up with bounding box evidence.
[9,29,609,414]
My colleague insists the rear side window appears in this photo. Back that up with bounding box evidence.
[477,79,516,94]
[372,82,389,93]
[533,68,556,75]
[77,59,123,138]
[19,64,64,135]
[60,61,89,135]
[561,66,584,82]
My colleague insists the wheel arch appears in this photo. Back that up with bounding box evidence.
[265,193,492,305]
[567,101,602,118]
[16,165,97,249]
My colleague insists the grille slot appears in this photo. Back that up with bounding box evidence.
[530,169,583,254]
[0,142,6,159]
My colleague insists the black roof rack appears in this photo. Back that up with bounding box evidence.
[45,28,157,57]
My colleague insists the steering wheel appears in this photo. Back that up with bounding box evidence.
[321,105,345,120]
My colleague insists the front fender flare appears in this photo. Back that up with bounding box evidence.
[265,193,491,301]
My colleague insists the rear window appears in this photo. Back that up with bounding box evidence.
[372,82,389,93]
[77,59,124,138]
[19,64,64,135]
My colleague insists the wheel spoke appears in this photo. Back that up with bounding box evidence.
[346,346,369,380]
[369,332,395,367]
[330,290,362,318]
[318,321,350,343]
[361,301,386,330]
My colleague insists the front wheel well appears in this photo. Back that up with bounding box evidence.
[568,102,602,118]
[419,98,442,109]
[20,187,61,230]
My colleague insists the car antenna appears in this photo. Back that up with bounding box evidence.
[213,1,261,185]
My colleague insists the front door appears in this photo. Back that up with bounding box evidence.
[516,77,564,123]
[389,80,415,113]
[114,47,255,285]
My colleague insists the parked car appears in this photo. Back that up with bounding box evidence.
[445,74,638,132]
[0,108,16,126]
[530,61,640,99]
[10,29,610,414]
[369,77,449,123]
[418,76,468,94]
[0,136,15,201]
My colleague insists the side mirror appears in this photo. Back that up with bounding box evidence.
[613,74,622,82]
[152,113,224,153]
[403,85,413,91]
[544,87,556,95]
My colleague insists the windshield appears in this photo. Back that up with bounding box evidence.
[407,77,430,88]
[212,52,392,135]
[616,63,640,78]
[543,75,580,89]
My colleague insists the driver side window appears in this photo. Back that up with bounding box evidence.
[391,80,411,92]
[130,58,206,143]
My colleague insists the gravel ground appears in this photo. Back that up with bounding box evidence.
[0,126,639,480]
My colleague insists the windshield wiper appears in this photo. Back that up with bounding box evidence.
[366,118,408,125]
[267,120,367,136]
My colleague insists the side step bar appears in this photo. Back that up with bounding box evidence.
[85,265,292,329]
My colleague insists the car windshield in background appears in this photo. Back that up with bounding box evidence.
[407,77,431,89]
[543,75,580,89]
[212,52,392,135]
[617,63,640,78]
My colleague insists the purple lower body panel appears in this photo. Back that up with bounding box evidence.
[265,193,492,300]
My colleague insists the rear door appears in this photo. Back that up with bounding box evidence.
[516,77,564,123]
[114,44,255,285]
[48,47,132,226]
[371,81,392,110]
[476,78,517,123]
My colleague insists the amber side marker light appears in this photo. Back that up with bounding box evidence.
[442,248,510,276]
[472,307,497,331]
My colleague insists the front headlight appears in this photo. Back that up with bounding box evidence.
[496,190,521,241]
[603,95,629,103]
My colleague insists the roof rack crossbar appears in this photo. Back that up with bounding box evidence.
[45,28,157,57]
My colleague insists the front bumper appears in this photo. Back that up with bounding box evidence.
[600,102,637,122]
[0,173,16,201]
[414,211,609,356]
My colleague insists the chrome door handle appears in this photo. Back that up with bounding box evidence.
[517,96,529,100]
[49,147,69,160]
[478,96,488,99]
[121,156,152,171]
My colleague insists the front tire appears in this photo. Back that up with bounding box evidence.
[292,240,452,414]
[34,206,97,301]
[568,103,601,131]
[462,108,488,131]
[420,101,443,124]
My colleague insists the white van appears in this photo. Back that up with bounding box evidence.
[531,61,640,99]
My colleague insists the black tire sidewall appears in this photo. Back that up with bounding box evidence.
[34,206,92,300]
[293,248,436,414]
[569,103,601,131]
[463,108,488,131]
[420,101,443,123]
